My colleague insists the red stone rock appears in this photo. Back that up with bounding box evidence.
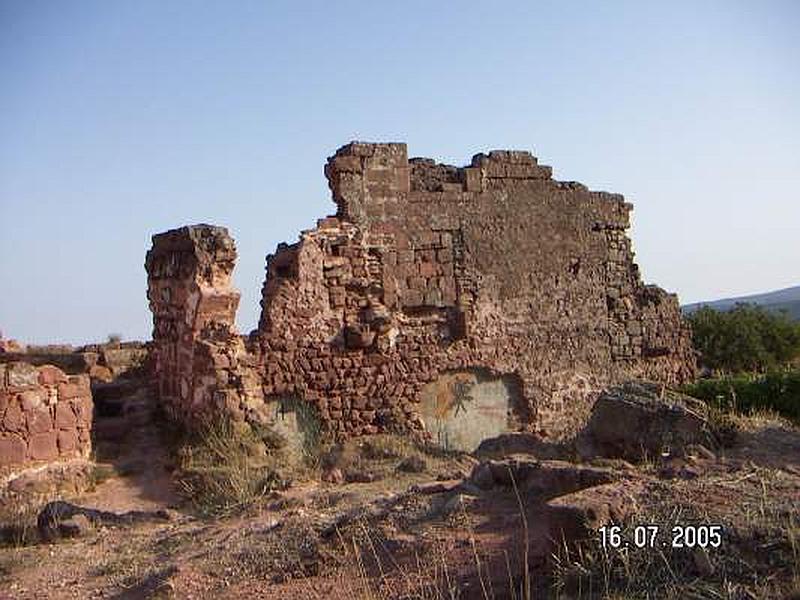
[74,396,94,424]
[57,382,83,400]
[20,389,45,411]
[0,433,27,465]
[55,402,78,428]
[27,408,54,434]
[57,429,79,454]
[38,365,68,386]
[2,400,25,432]
[28,431,58,461]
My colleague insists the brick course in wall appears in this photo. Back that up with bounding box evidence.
[0,362,92,469]
[145,142,696,441]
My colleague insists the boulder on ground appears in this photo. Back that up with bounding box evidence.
[579,381,716,461]
[474,432,571,460]
[57,513,93,538]
[545,479,645,538]
[468,456,616,500]
[37,500,176,541]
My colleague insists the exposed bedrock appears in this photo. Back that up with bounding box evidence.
[145,142,696,445]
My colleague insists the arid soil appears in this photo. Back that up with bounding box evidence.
[1,392,798,600]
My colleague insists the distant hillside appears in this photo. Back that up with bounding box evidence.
[682,285,800,320]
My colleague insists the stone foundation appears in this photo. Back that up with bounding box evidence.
[0,362,92,469]
[145,142,696,443]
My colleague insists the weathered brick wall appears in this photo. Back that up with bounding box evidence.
[0,362,92,469]
[146,143,696,441]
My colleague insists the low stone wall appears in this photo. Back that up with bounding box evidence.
[0,342,148,382]
[0,362,92,469]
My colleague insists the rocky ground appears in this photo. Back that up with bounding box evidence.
[0,385,798,600]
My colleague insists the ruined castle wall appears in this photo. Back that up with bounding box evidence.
[0,362,92,469]
[146,143,696,444]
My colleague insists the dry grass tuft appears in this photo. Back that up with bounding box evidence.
[175,419,289,517]
[550,477,800,599]
[0,502,41,548]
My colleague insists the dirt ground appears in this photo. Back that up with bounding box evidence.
[1,399,798,600]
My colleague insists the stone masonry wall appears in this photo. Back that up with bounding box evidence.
[0,362,92,469]
[146,143,696,441]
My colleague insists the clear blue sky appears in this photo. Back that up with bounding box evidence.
[1,1,798,345]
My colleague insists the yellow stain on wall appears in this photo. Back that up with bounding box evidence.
[433,372,474,419]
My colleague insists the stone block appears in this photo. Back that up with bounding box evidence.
[424,287,443,306]
[57,382,80,400]
[27,408,54,434]
[464,168,482,191]
[0,433,26,466]
[2,400,25,432]
[38,365,69,385]
[29,431,58,461]
[7,362,39,388]
[20,389,45,411]
[74,396,94,425]
[56,402,78,428]
[419,262,438,278]
[394,166,411,192]
[402,290,424,307]
[57,378,88,400]
[408,276,425,290]
[57,429,79,454]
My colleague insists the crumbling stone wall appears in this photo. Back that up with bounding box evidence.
[146,143,696,442]
[0,362,92,468]
[145,226,265,425]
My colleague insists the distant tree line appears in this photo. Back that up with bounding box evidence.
[684,304,800,422]
[687,303,800,374]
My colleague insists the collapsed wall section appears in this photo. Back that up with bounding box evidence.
[145,143,696,444]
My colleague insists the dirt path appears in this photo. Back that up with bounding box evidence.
[85,387,180,513]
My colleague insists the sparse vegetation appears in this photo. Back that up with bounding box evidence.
[174,419,289,517]
[0,503,41,548]
[1,383,797,598]
[87,463,118,490]
[361,434,415,461]
[550,474,800,599]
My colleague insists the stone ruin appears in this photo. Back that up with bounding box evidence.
[0,362,92,468]
[145,142,696,452]
[0,342,146,475]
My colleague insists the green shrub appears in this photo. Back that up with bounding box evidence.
[682,369,800,423]
[687,303,800,373]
